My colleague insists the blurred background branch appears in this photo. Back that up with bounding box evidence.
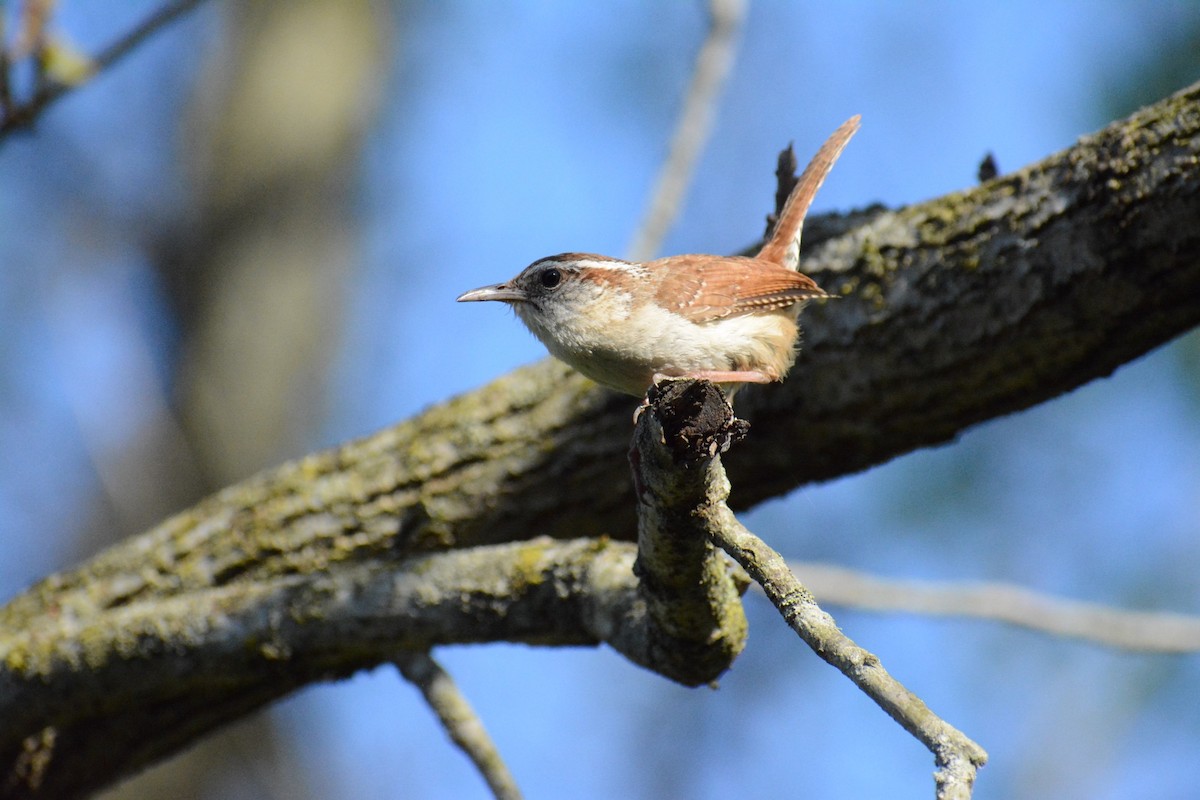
[625,0,745,261]
[794,562,1200,653]
[0,0,208,137]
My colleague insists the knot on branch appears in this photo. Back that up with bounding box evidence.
[644,379,749,465]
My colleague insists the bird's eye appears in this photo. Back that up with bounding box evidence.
[539,267,562,289]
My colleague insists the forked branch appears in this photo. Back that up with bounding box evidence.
[630,380,986,799]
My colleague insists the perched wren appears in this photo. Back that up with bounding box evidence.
[457,116,860,399]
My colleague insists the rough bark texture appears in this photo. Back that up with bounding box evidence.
[2,538,642,799]
[2,83,1199,798]
[625,379,749,687]
[738,86,1200,498]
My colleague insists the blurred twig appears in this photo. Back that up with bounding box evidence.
[792,562,1200,653]
[10,0,52,56]
[396,651,523,800]
[626,0,746,261]
[0,0,208,138]
[0,12,11,116]
[11,0,53,94]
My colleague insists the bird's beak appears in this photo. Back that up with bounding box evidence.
[456,283,527,303]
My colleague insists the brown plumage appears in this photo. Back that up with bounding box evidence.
[457,116,861,398]
[651,254,824,322]
[651,115,860,325]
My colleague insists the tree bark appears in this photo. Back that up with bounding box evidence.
[2,81,1199,799]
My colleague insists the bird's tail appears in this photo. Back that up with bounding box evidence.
[756,114,861,271]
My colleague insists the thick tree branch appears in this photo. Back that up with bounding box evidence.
[54,77,1189,561]
[2,82,1199,797]
[0,537,649,798]
[625,379,749,686]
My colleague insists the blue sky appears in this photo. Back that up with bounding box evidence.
[2,3,1199,799]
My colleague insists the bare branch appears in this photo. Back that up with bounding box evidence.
[88,0,207,75]
[0,538,644,799]
[631,380,986,798]
[0,0,209,138]
[626,0,746,261]
[395,651,523,800]
[10,0,54,61]
[626,379,749,685]
[0,14,10,116]
[714,521,988,800]
[793,562,1200,653]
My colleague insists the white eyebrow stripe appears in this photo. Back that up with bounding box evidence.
[569,258,634,271]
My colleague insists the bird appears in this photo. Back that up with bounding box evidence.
[457,115,860,400]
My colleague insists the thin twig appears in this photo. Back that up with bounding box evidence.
[11,0,52,58]
[0,10,11,117]
[792,561,1200,653]
[88,0,207,76]
[0,0,209,137]
[23,0,53,95]
[711,517,988,800]
[626,0,746,261]
[395,650,523,800]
